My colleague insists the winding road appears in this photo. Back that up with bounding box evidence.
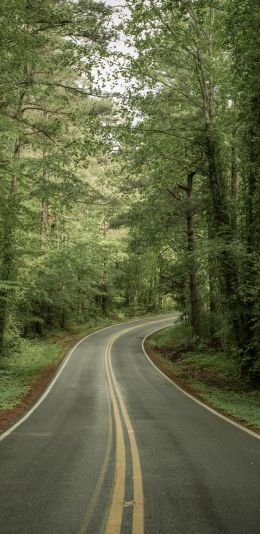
[0,316,260,534]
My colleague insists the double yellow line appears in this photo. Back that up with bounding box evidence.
[104,318,172,533]
[104,329,144,534]
[78,317,172,534]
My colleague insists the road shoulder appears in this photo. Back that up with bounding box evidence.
[143,329,260,439]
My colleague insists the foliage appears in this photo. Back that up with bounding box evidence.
[0,0,259,390]
[109,0,260,384]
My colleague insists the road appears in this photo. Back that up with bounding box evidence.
[0,316,260,534]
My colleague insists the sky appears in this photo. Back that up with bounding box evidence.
[104,0,126,7]
[93,0,131,95]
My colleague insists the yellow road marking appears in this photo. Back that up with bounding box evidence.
[76,317,173,534]
[108,354,144,534]
[105,318,173,534]
[104,336,126,534]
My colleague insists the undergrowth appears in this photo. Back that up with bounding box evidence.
[0,317,114,410]
[0,338,65,409]
[148,322,260,431]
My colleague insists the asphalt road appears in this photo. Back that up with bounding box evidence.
[0,316,260,534]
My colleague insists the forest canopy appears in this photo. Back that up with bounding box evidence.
[0,0,259,385]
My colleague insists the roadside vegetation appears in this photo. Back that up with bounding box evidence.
[0,320,112,430]
[146,323,260,432]
[0,311,167,430]
[0,0,259,431]
[0,320,114,412]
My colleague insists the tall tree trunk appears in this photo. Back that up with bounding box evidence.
[0,64,30,353]
[185,172,201,336]
[40,196,49,252]
[230,139,238,232]
[240,96,260,381]
[0,133,24,353]
[207,224,221,346]
[194,21,240,342]
[204,124,241,340]
[40,112,50,252]
[0,183,18,353]
[231,143,238,197]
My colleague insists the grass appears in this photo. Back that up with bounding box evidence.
[0,317,118,411]
[148,323,260,432]
[192,383,260,428]
[0,337,67,410]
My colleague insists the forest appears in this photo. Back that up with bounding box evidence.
[0,0,259,395]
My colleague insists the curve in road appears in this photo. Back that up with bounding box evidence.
[0,316,260,534]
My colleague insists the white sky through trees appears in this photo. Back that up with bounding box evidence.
[94,0,132,95]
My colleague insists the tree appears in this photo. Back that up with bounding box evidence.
[107,0,260,380]
[0,0,111,353]
[227,0,260,381]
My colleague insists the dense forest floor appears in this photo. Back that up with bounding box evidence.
[145,324,260,434]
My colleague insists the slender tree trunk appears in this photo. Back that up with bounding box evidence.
[40,111,50,252]
[230,140,238,232]
[231,144,238,197]
[40,196,49,251]
[207,221,218,340]
[0,134,23,353]
[0,63,31,353]
[185,172,201,336]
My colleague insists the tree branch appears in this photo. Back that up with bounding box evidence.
[22,105,71,116]
[141,128,193,142]
[139,69,203,110]
[177,183,188,192]
[149,0,198,58]
[167,188,182,201]
[2,113,55,141]
[18,80,103,97]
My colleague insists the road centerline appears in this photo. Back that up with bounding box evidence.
[104,336,126,534]
[104,318,172,534]
[108,338,144,534]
